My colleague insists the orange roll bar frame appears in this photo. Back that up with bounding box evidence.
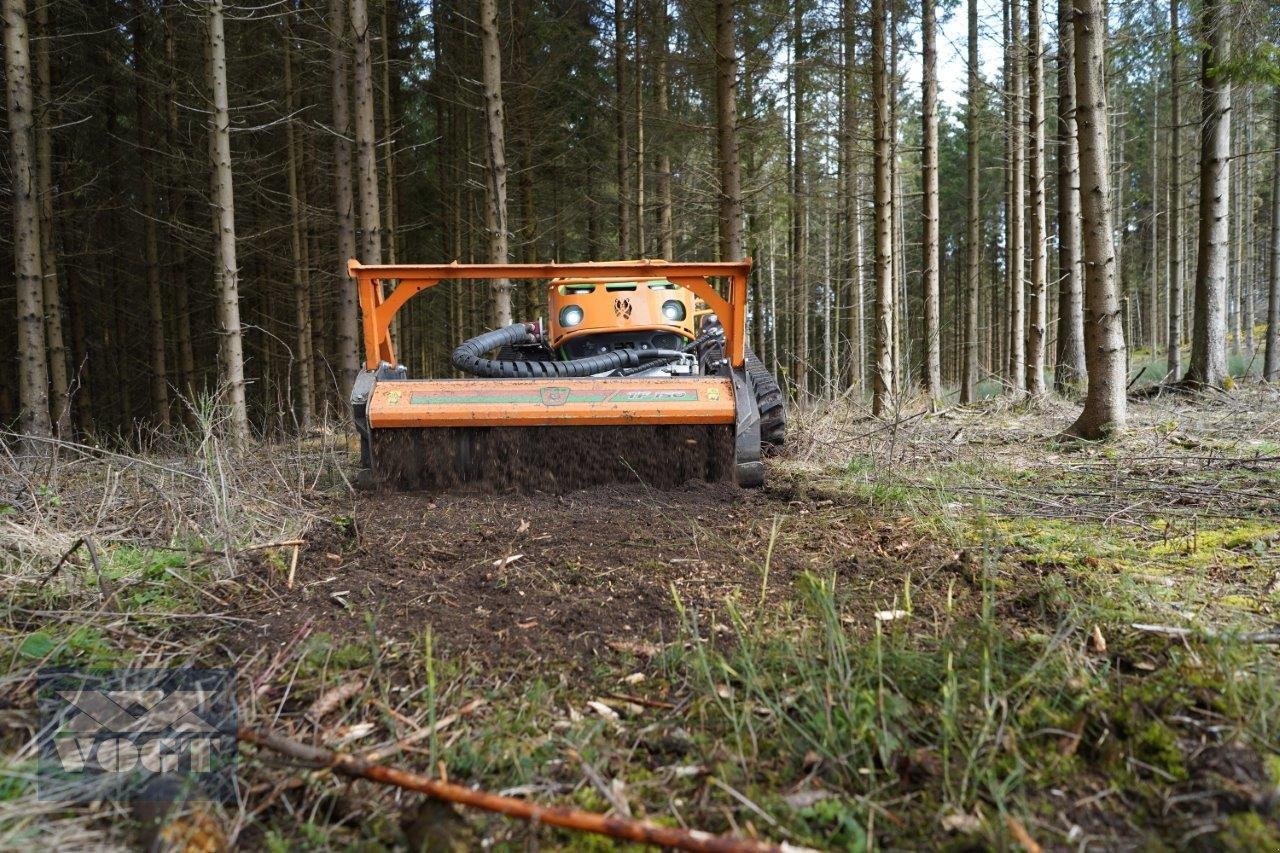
[348,259,752,372]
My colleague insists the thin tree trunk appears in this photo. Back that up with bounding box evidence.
[132,9,170,427]
[32,0,68,434]
[921,0,941,400]
[1166,0,1182,379]
[871,0,894,416]
[633,0,645,256]
[1008,0,1026,394]
[1054,0,1085,392]
[207,0,248,443]
[961,0,981,403]
[380,0,397,265]
[478,0,511,325]
[842,0,860,391]
[715,0,744,262]
[655,0,673,260]
[1266,90,1280,381]
[614,1,630,256]
[4,0,51,442]
[790,2,807,394]
[350,0,382,266]
[1026,0,1047,396]
[1065,0,1126,438]
[1184,0,1230,389]
[284,28,314,430]
[330,0,358,392]
[163,2,196,411]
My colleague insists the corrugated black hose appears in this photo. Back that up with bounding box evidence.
[451,323,685,379]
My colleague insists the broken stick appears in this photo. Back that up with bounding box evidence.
[238,727,795,852]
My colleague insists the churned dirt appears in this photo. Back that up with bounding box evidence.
[240,476,955,667]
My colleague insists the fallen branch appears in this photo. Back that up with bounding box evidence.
[1130,623,1280,645]
[238,726,796,852]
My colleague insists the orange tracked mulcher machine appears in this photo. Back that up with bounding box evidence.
[349,259,785,491]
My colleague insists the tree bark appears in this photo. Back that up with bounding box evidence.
[633,0,645,256]
[1184,0,1230,389]
[1008,0,1026,394]
[133,9,170,427]
[1065,0,1127,438]
[921,0,941,400]
[32,0,69,434]
[1264,90,1280,381]
[350,0,382,266]
[4,0,52,442]
[206,0,248,444]
[284,27,314,430]
[614,1,630,257]
[715,0,744,262]
[163,1,197,412]
[478,0,511,325]
[1054,0,1085,392]
[871,0,894,416]
[960,0,982,403]
[1166,0,1182,380]
[330,0,358,394]
[380,0,397,265]
[655,0,673,260]
[1025,0,1047,396]
[789,2,807,394]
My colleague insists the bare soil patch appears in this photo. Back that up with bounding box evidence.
[239,477,955,667]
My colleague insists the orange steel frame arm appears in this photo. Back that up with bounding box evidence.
[349,259,752,371]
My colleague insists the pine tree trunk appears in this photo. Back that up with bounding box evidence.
[207,0,248,444]
[1066,0,1127,438]
[163,3,197,412]
[1054,0,1085,392]
[32,0,69,434]
[330,0,359,393]
[478,0,511,325]
[132,9,170,427]
[1266,90,1280,381]
[790,2,807,395]
[921,0,941,400]
[350,0,382,266]
[633,1,645,256]
[961,0,981,403]
[284,29,314,430]
[380,0,397,266]
[614,1,631,257]
[1008,0,1026,394]
[4,0,52,443]
[715,0,744,262]
[842,0,860,391]
[1166,0,1183,379]
[656,0,673,260]
[871,0,894,416]
[1026,0,1047,396]
[1184,0,1230,389]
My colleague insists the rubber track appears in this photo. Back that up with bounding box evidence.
[744,346,786,449]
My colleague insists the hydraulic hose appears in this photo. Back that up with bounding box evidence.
[451,322,684,379]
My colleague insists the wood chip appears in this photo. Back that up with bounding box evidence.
[1088,624,1107,654]
[305,679,366,723]
[586,701,619,720]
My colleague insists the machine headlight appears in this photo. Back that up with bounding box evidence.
[661,300,686,322]
[559,305,584,327]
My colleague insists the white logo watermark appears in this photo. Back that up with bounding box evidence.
[37,669,236,802]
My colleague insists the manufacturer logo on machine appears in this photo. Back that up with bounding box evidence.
[613,297,633,320]
[611,389,697,402]
[386,390,402,405]
[539,387,571,406]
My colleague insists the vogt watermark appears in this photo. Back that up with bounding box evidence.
[37,668,236,802]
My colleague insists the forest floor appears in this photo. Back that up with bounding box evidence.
[2,384,1279,850]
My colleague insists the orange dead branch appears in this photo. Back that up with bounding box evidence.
[238,726,788,852]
